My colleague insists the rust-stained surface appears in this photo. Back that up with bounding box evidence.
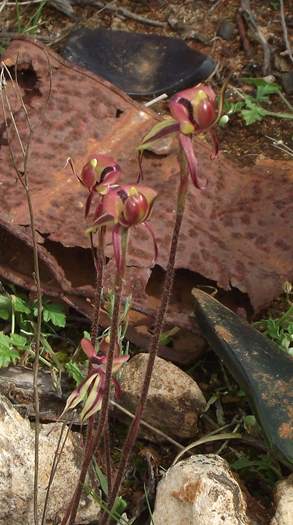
[171,480,202,503]
[0,39,293,342]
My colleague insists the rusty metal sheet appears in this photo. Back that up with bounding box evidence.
[0,38,292,336]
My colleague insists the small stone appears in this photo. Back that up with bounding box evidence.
[280,72,293,95]
[119,354,206,440]
[0,394,99,524]
[271,474,293,525]
[153,455,251,525]
[217,20,236,41]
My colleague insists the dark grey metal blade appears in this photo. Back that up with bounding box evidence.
[61,28,215,97]
[192,288,293,469]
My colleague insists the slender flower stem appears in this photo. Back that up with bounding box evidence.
[90,227,105,347]
[27,188,43,525]
[61,230,129,525]
[83,228,106,500]
[103,418,112,498]
[101,152,189,525]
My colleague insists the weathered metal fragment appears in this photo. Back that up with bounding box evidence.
[0,39,292,355]
[192,288,293,467]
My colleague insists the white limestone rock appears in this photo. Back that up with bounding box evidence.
[271,474,293,525]
[0,394,99,524]
[152,454,252,525]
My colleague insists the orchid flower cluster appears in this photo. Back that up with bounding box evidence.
[62,83,218,425]
[79,155,158,271]
[63,156,158,422]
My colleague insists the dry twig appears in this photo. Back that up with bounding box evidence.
[240,0,271,75]
[74,0,166,27]
[0,62,42,525]
[280,0,293,63]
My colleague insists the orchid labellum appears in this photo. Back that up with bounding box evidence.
[78,155,121,217]
[138,83,219,189]
[90,184,158,271]
[61,338,128,422]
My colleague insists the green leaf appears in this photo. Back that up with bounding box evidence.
[256,83,281,102]
[244,415,256,433]
[12,295,31,314]
[0,332,11,348]
[42,302,66,328]
[223,100,245,115]
[241,103,267,125]
[0,332,19,367]
[0,295,12,320]
[112,496,128,520]
[10,333,28,349]
[240,77,281,102]
[65,361,84,385]
[93,461,108,496]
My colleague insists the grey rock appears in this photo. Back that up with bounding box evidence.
[280,72,293,95]
[217,20,236,41]
[153,455,252,525]
[0,394,99,524]
[271,474,293,525]
[119,354,206,440]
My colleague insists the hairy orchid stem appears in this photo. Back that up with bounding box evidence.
[104,418,112,498]
[90,227,105,347]
[101,154,189,525]
[62,229,129,525]
[83,228,106,509]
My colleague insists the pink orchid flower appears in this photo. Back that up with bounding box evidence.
[90,184,158,271]
[61,338,128,422]
[138,84,219,189]
[78,155,121,217]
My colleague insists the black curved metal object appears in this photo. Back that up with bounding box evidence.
[192,288,293,469]
[61,28,215,97]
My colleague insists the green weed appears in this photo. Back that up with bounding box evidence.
[220,78,293,126]
[0,283,66,368]
[15,0,47,35]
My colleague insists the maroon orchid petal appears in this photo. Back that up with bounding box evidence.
[122,191,149,226]
[112,223,123,272]
[80,160,97,191]
[59,372,98,418]
[209,128,219,159]
[137,151,144,182]
[85,191,95,218]
[112,354,129,373]
[81,338,96,360]
[80,155,121,201]
[179,133,207,190]
[194,97,216,130]
[141,221,158,265]
[80,372,105,421]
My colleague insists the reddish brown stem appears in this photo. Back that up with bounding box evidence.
[90,227,105,347]
[61,230,128,525]
[101,158,188,524]
[103,418,112,498]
